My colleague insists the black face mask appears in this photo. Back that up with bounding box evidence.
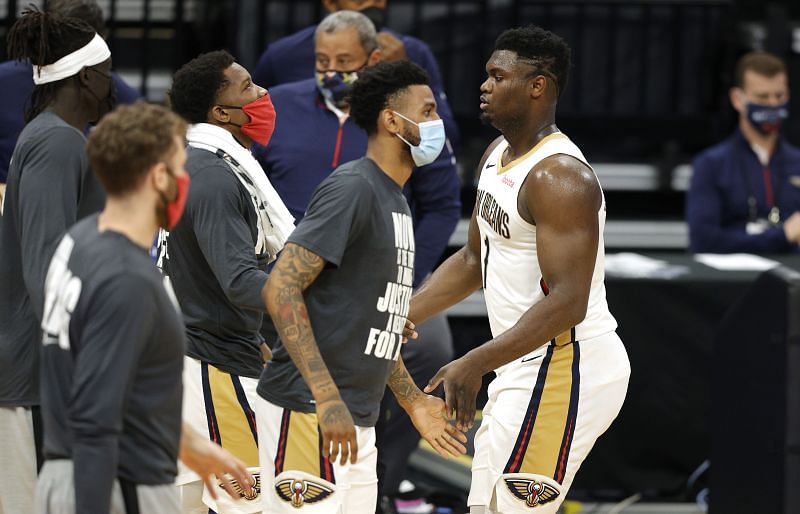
[359,6,385,31]
[100,81,117,119]
[85,67,117,122]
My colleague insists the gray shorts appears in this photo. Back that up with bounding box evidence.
[35,460,180,514]
[0,406,37,514]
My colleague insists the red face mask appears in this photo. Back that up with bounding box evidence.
[161,172,191,230]
[220,94,277,146]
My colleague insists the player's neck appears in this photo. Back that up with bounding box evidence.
[503,119,558,163]
[98,196,160,251]
[47,92,95,133]
[209,120,253,150]
[230,129,253,150]
[366,137,413,187]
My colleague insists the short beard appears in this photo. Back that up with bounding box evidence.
[398,126,418,165]
[402,126,420,147]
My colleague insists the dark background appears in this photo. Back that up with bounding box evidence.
[2,0,799,213]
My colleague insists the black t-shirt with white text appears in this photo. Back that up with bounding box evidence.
[258,158,415,427]
[40,216,184,514]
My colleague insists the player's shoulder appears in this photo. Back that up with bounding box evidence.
[531,152,597,191]
[185,148,239,188]
[318,158,377,197]
[15,115,85,163]
[23,112,84,142]
[67,218,160,291]
[326,158,373,185]
[186,154,250,212]
[13,115,86,172]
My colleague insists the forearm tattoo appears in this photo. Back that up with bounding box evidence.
[268,244,338,403]
[388,358,423,405]
[319,401,351,426]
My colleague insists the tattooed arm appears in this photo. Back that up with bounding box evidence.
[262,243,358,465]
[387,357,468,459]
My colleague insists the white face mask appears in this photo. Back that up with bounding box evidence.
[393,111,446,167]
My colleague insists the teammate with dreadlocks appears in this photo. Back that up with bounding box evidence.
[0,10,113,512]
[0,0,141,210]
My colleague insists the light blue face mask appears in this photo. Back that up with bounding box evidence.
[393,111,446,167]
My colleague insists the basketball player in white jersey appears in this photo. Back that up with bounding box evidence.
[408,25,631,514]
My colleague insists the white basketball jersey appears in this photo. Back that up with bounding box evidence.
[475,133,617,366]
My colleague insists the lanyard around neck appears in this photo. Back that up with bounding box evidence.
[739,144,783,224]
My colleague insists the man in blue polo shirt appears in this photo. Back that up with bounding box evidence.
[253,0,459,148]
[254,10,460,510]
[687,51,800,253]
[0,0,139,194]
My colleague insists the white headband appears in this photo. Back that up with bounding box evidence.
[32,33,111,85]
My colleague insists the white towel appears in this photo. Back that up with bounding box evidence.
[186,123,294,263]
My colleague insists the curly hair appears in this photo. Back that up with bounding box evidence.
[7,7,96,122]
[349,60,430,136]
[494,25,571,97]
[88,101,187,196]
[169,50,235,124]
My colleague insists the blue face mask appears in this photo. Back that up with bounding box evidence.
[393,111,446,167]
[747,101,789,136]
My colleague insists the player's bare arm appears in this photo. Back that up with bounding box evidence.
[263,242,358,465]
[425,154,601,430]
[386,356,468,459]
[407,136,505,327]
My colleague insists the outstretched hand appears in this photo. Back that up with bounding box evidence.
[408,394,468,459]
[424,355,484,431]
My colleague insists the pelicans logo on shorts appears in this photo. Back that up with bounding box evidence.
[505,478,560,508]
[275,478,334,508]
[221,472,261,501]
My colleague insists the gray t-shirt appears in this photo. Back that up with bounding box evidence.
[258,158,415,427]
[40,216,184,514]
[161,147,269,378]
[0,112,104,406]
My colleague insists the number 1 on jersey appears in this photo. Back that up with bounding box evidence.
[483,236,490,288]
